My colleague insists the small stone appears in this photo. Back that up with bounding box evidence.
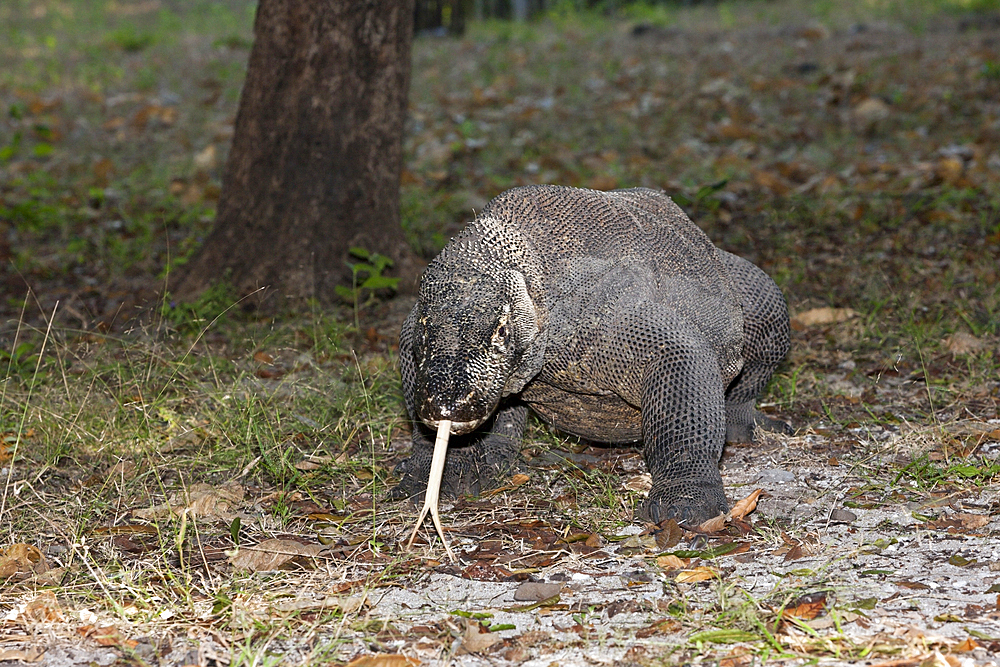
[513,582,561,601]
[756,468,796,484]
[936,156,964,185]
[830,509,857,523]
[852,97,890,132]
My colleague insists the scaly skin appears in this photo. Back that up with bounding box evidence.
[395,185,791,526]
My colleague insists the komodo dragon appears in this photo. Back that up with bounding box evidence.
[394,185,791,526]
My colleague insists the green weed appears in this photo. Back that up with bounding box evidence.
[160,280,238,335]
[107,24,154,52]
[334,247,400,330]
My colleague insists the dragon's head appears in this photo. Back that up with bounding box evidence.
[408,264,540,435]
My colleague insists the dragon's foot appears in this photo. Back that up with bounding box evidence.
[390,444,521,502]
[638,477,730,527]
[726,406,793,443]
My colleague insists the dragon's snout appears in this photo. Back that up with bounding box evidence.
[416,390,491,434]
[420,416,484,435]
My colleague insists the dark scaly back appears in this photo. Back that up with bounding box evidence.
[398,184,786,524]
[479,185,744,389]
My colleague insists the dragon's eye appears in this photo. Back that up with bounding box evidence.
[497,324,508,340]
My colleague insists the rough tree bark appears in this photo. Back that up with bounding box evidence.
[172,0,420,308]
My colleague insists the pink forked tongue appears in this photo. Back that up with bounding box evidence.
[405,420,456,562]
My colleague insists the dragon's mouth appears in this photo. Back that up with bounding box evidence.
[422,416,486,435]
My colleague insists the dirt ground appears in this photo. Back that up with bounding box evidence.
[5,419,1000,666]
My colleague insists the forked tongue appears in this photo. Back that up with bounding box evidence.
[405,419,456,562]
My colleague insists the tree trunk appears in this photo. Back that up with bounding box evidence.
[172,0,420,309]
[512,0,528,22]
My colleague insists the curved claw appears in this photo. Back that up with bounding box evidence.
[639,478,729,527]
[757,414,793,436]
[727,410,793,443]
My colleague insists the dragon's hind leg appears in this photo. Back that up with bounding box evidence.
[718,250,793,443]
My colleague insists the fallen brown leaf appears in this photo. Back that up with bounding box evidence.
[729,488,762,521]
[920,650,954,667]
[696,513,727,533]
[655,554,688,571]
[0,648,44,663]
[481,473,531,497]
[790,307,858,329]
[456,621,501,655]
[461,561,513,581]
[92,523,158,536]
[952,638,981,652]
[186,481,242,515]
[0,430,34,463]
[345,656,420,667]
[781,593,826,620]
[943,332,985,356]
[624,473,652,492]
[0,543,47,578]
[654,518,683,549]
[513,581,562,602]
[229,538,324,572]
[272,595,364,614]
[897,580,931,590]
[953,512,990,530]
[635,618,682,638]
[78,626,138,650]
[925,512,990,532]
[783,543,807,561]
[135,481,244,521]
[21,591,64,622]
[675,566,718,583]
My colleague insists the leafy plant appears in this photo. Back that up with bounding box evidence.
[107,24,155,52]
[0,341,39,381]
[671,179,729,217]
[160,280,237,335]
[334,247,399,329]
[0,130,22,163]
